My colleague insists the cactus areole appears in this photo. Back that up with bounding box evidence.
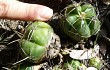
[20,21,54,63]
[61,3,100,41]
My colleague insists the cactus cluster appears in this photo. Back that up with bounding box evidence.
[18,2,101,70]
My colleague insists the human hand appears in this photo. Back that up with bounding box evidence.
[0,0,53,21]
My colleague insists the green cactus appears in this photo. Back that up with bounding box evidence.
[61,3,100,41]
[89,57,102,69]
[63,60,87,70]
[63,60,81,70]
[20,21,54,63]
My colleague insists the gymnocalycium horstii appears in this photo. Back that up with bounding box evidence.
[20,21,61,63]
[60,2,100,41]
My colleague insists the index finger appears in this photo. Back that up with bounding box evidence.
[0,0,53,21]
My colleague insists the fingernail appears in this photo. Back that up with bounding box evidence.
[35,6,53,21]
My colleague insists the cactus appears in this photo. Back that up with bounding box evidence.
[20,21,55,63]
[89,57,102,69]
[61,3,100,41]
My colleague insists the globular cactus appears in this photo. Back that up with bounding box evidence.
[89,57,102,69]
[63,60,86,70]
[20,21,61,63]
[61,2,101,41]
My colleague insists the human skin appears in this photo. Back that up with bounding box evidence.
[0,0,53,21]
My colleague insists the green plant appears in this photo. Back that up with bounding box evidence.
[61,2,100,41]
[53,65,62,70]
[63,60,81,70]
[70,60,81,70]
[20,21,54,63]
[89,57,102,69]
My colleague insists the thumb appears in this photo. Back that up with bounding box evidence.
[0,0,53,21]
